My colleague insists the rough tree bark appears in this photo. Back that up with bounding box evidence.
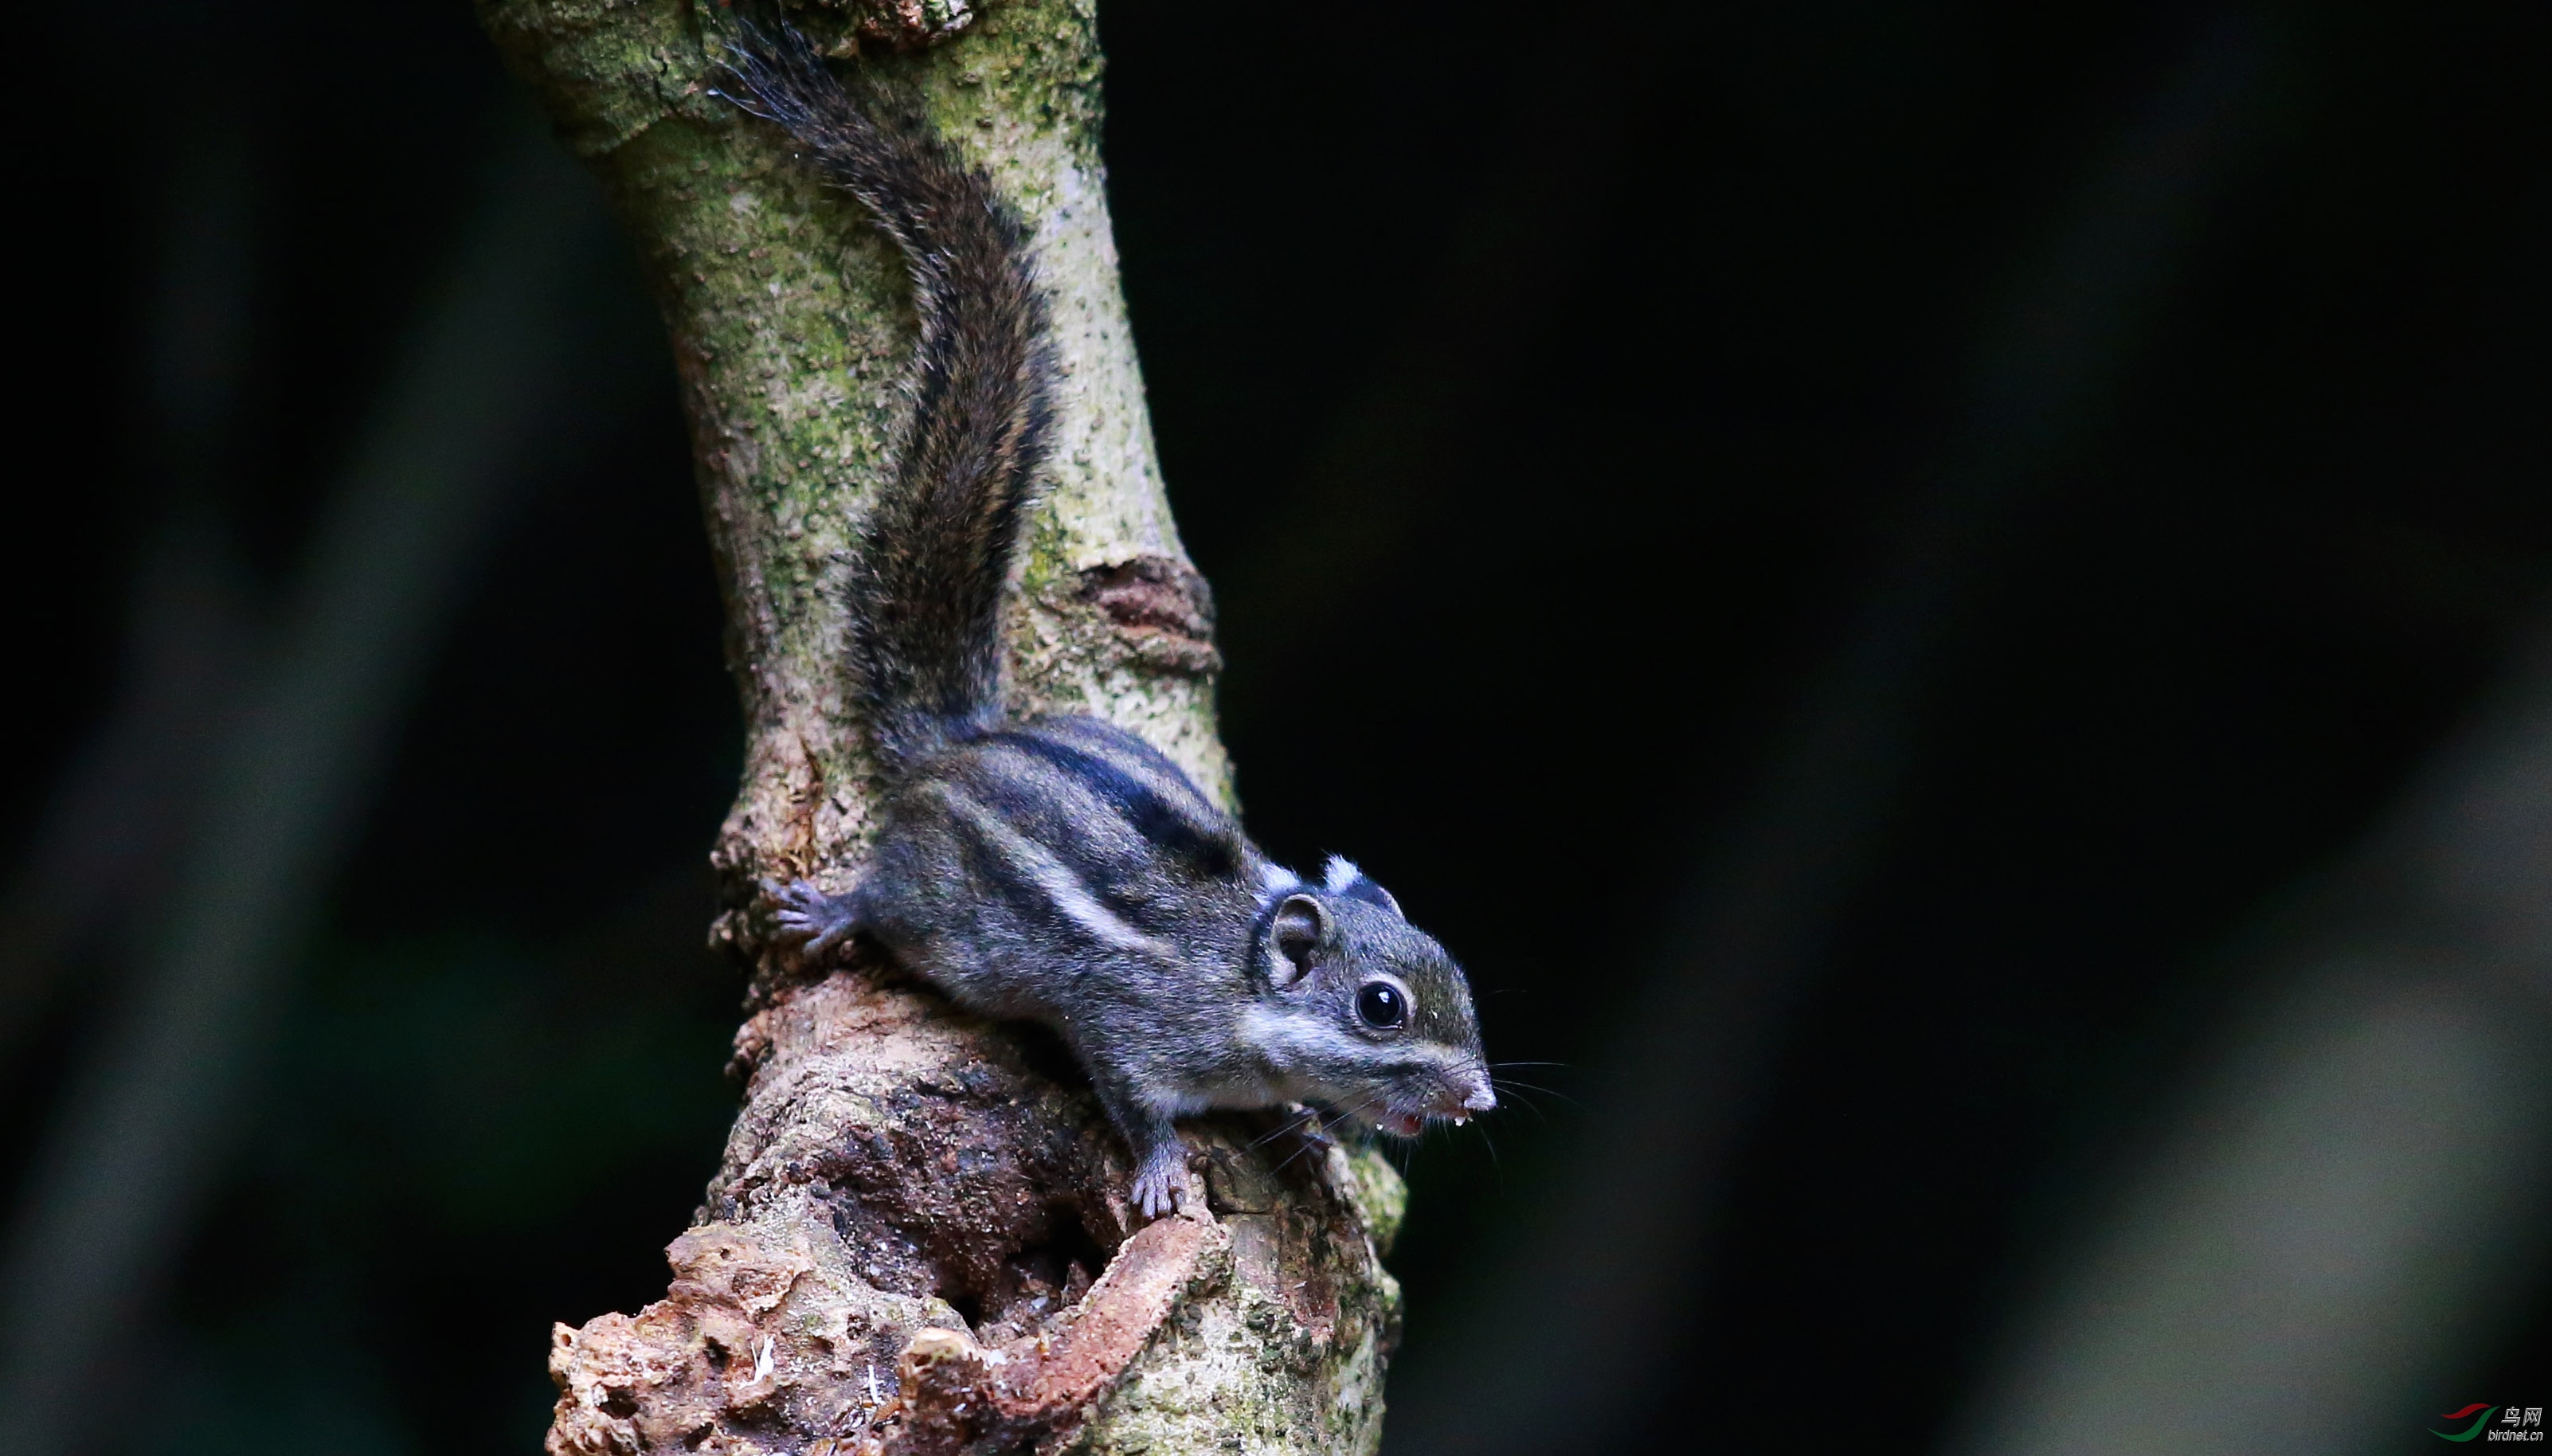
[476,2,1408,1452]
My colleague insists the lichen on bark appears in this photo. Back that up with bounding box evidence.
[474,2,1409,1451]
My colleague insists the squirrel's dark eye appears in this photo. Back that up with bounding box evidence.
[1356,981,1408,1030]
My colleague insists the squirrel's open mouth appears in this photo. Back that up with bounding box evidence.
[1381,1110,1425,1137]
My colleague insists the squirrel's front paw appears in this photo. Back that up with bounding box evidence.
[1130,1143,1188,1221]
[763,879,856,957]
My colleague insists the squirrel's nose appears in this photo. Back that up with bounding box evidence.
[1439,1079,1495,1122]
[1439,1075,1490,1121]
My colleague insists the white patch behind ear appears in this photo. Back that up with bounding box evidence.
[1258,860,1303,905]
[1324,855,1403,917]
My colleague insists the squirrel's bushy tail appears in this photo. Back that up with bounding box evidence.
[725,24,1055,773]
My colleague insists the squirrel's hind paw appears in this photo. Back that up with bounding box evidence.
[764,879,859,956]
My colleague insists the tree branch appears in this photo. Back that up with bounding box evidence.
[477,2,1408,1450]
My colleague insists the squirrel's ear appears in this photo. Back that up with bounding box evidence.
[1270,894,1330,987]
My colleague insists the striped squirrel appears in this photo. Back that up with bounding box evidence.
[724,26,1493,1220]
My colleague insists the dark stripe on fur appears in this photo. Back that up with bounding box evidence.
[724,24,1057,771]
[1036,717,1221,808]
[982,730,1241,879]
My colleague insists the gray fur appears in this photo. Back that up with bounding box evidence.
[734,23,1490,1219]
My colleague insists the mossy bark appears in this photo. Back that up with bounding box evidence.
[475,2,1407,1451]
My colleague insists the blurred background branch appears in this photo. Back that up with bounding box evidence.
[1956,608,2552,1454]
[0,83,630,1454]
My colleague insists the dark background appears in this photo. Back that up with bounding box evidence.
[4,0,2546,1450]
